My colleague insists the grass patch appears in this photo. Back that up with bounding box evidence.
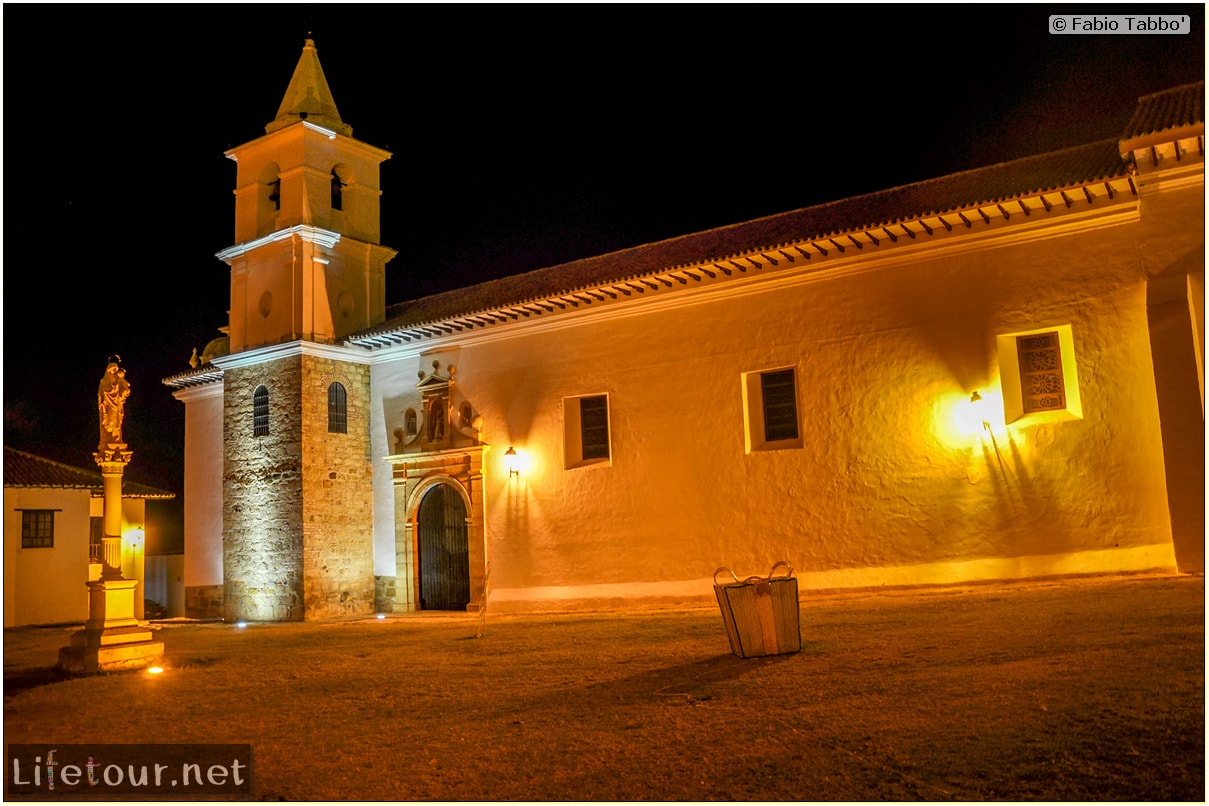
[4,575,1203,800]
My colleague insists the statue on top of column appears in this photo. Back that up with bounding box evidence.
[97,357,131,449]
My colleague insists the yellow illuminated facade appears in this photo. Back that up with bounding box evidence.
[3,449,174,627]
[165,42,1204,620]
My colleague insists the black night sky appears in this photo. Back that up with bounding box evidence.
[3,6,1203,548]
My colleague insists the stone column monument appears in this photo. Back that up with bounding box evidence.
[59,358,164,674]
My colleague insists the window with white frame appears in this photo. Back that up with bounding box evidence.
[564,394,611,468]
[743,367,803,452]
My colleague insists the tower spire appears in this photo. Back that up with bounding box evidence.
[267,37,351,136]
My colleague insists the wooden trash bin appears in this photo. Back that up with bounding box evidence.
[714,561,801,659]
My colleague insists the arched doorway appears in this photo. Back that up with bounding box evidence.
[416,483,470,610]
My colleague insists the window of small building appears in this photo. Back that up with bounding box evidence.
[21,510,54,549]
[253,385,270,437]
[89,516,103,563]
[743,366,803,453]
[564,394,611,468]
[328,382,348,434]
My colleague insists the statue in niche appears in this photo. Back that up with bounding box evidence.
[97,358,131,449]
[425,395,447,442]
[405,408,418,437]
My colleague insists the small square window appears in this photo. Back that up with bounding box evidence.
[21,510,54,549]
[564,394,611,468]
[743,367,803,453]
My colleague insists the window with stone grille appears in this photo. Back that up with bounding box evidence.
[253,385,270,437]
[996,324,1082,423]
[21,510,54,549]
[328,382,347,434]
[1017,332,1066,413]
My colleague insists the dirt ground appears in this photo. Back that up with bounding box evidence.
[4,573,1204,801]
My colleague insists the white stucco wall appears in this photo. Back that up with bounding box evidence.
[369,208,1189,610]
[4,487,93,627]
[370,360,405,576]
[176,383,225,589]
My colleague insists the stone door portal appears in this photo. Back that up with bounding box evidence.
[416,483,470,610]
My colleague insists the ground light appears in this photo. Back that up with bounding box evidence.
[146,666,164,675]
[376,613,386,620]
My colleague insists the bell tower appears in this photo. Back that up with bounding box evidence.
[216,39,391,622]
[219,37,396,352]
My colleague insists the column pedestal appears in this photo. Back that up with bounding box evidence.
[59,579,163,674]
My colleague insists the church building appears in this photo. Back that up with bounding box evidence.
[164,40,1205,621]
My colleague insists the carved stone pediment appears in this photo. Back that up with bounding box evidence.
[392,360,482,454]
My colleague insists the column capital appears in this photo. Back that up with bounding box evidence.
[94,444,133,468]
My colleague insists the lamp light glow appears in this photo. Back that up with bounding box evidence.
[504,446,520,478]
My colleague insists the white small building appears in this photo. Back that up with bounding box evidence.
[3,448,176,627]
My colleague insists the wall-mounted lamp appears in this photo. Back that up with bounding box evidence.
[504,446,520,478]
[969,391,991,431]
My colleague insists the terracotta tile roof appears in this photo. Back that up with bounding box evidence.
[162,364,223,389]
[360,138,1131,338]
[1122,81,1205,140]
[3,448,175,499]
